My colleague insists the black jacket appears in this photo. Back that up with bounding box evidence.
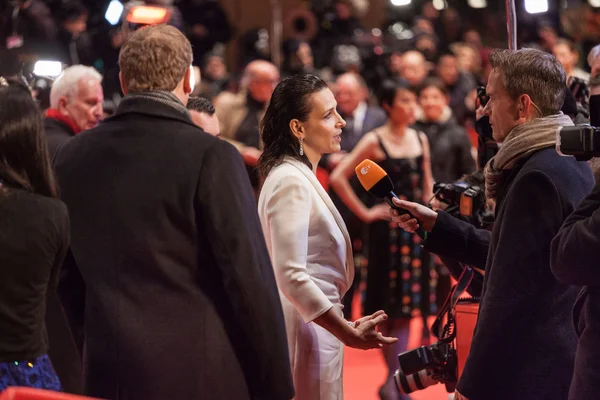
[43,117,83,394]
[413,114,475,183]
[424,148,593,400]
[54,95,294,400]
[44,117,75,159]
[551,182,600,400]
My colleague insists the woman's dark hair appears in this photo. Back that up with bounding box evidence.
[378,78,415,115]
[0,82,58,198]
[258,74,328,177]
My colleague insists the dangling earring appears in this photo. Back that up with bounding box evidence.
[299,138,304,156]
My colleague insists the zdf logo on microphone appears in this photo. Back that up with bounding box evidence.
[360,165,371,175]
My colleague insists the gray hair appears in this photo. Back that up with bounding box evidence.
[50,65,102,109]
[489,48,566,116]
[588,44,600,72]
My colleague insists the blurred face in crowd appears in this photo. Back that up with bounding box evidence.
[247,62,280,104]
[415,19,435,35]
[388,52,403,75]
[59,78,104,131]
[384,88,417,126]
[553,43,577,75]
[204,56,227,81]
[190,110,220,137]
[416,36,437,61]
[420,86,448,122]
[484,69,520,142]
[63,13,88,38]
[293,88,345,158]
[400,51,427,87]
[538,27,558,49]
[422,2,439,20]
[463,29,482,48]
[297,42,314,70]
[335,2,352,20]
[454,45,479,74]
[334,74,366,116]
[437,55,459,86]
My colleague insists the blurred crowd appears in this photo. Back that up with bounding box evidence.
[2,1,600,398]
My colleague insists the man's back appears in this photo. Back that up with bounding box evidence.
[54,97,293,400]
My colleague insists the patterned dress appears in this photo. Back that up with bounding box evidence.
[0,355,61,392]
[363,129,438,319]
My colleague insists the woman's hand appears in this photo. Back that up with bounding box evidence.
[361,204,391,223]
[344,310,398,350]
[390,198,438,232]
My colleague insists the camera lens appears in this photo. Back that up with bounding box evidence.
[394,368,439,394]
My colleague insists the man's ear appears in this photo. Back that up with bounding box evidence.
[183,67,193,95]
[119,71,128,95]
[57,97,70,115]
[518,94,534,118]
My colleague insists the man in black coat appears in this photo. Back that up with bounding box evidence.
[551,182,600,400]
[550,93,600,400]
[44,64,104,158]
[54,25,294,400]
[391,48,594,400]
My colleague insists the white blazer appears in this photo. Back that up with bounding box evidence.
[258,157,354,400]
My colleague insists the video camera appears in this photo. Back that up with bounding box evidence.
[557,92,600,161]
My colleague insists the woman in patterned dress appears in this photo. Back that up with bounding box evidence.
[330,79,436,400]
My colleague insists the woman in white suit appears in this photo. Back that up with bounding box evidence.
[257,74,397,400]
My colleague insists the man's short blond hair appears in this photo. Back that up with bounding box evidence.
[118,24,193,93]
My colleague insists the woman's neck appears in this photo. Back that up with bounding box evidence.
[303,150,321,175]
[388,120,409,137]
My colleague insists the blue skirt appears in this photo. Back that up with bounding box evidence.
[0,354,61,392]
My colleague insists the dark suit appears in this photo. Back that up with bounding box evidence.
[551,183,600,400]
[44,117,74,159]
[423,148,593,400]
[413,115,476,184]
[54,95,294,400]
[42,115,83,394]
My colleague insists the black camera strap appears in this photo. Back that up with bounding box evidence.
[431,265,475,344]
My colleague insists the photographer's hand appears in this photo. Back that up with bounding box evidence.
[390,198,438,233]
[454,390,469,400]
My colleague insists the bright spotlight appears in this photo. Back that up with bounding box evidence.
[468,0,487,8]
[391,0,411,6]
[105,0,124,26]
[525,0,548,14]
[433,0,447,10]
[33,61,63,78]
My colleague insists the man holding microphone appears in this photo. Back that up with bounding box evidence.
[391,48,594,400]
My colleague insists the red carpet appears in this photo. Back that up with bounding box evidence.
[343,338,450,400]
[343,291,452,400]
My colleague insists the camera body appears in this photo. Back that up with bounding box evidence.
[433,179,493,229]
[394,341,457,394]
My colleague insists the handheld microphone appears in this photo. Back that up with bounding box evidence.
[355,159,427,240]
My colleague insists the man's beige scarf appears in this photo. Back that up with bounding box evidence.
[484,113,574,200]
